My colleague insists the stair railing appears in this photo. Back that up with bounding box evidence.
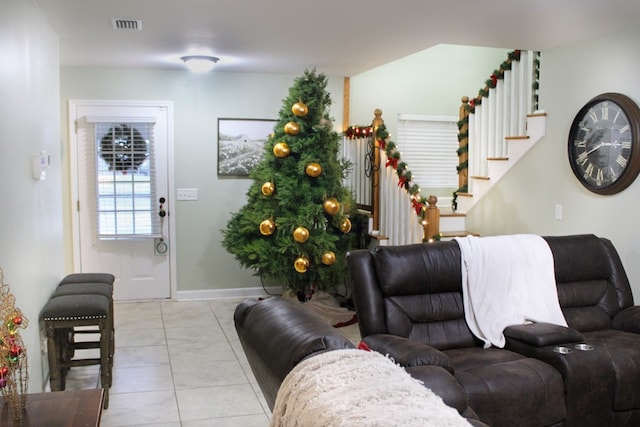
[455,50,540,209]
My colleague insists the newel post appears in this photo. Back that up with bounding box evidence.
[371,108,384,233]
[423,195,440,242]
[458,96,470,190]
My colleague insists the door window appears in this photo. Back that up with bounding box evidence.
[94,122,160,239]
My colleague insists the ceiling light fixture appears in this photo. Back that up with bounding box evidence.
[180,55,219,73]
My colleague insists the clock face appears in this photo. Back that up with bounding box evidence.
[568,93,640,195]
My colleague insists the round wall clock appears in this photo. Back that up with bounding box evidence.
[568,92,640,195]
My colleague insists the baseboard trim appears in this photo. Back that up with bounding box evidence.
[175,286,283,301]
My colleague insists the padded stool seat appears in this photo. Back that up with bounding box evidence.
[40,294,112,409]
[59,273,115,286]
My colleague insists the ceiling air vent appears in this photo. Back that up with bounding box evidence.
[111,19,142,30]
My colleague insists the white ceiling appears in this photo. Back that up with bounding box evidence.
[35,0,640,76]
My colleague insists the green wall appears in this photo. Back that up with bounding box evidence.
[60,69,344,296]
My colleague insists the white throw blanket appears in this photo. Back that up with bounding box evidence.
[454,234,567,348]
[270,349,471,427]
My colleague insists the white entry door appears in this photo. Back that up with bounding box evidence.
[70,100,174,300]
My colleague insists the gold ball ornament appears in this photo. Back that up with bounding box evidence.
[259,219,276,236]
[339,218,352,233]
[273,142,290,158]
[261,182,275,196]
[293,226,310,243]
[305,162,322,177]
[284,121,301,135]
[323,197,340,215]
[292,101,309,117]
[294,256,310,273]
[322,251,336,266]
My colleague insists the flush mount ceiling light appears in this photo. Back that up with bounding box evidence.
[180,55,219,73]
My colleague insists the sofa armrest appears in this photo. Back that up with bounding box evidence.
[362,334,453,373]
[612,306,640,334]
[504,322,584,347]
[234,297,355,410]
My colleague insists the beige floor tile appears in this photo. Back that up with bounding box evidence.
[116,327,166,347]
[170,355,248,389]
[182,413,270,427]
[100,390,180,426]
[110,365,175,393]
[176,384,264,421]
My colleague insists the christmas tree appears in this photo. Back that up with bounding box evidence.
[222,69,362,298]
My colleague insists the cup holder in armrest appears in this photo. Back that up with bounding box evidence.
[553,346,573,354]
[574,343,594,351]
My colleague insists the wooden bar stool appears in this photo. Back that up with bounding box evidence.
[40,294,112,409]
[52,282,115,370]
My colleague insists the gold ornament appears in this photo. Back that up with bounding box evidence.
[293,226,310,243]
[284,121,301,135]
[261,182,275,196]
[305,162,322,177]
[259,219,276,236]
[294,256,310,273]
[273,142,290,158]
[322,251,336,265]
[292,101,309,117]
[339,218,352,233]
[323,197,340,215]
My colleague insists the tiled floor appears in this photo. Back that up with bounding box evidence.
[63,298,361,426]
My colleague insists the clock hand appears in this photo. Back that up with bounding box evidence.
[585,141,604,155]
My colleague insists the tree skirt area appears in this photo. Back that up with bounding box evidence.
[270,349,471,427]
[281,290,357,327]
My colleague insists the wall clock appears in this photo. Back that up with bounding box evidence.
[568,92,640,195]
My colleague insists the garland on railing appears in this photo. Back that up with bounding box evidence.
[453,49,542,211]
[375,124,441,241]
[344,125,373,139]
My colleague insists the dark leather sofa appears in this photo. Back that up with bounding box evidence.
[234,296,488,426]
[347,234,640,427]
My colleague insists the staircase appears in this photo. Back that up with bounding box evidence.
[455,112,546,214]
[342,50,543,245]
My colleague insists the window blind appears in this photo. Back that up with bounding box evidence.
[396,114,459,188]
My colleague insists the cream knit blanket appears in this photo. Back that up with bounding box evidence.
[270,349,471,427]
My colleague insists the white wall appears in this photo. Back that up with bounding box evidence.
[0,0,63,391]
[465,24,640,299]
[60,69,344,294]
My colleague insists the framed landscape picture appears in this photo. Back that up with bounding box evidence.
[217,118,277,177]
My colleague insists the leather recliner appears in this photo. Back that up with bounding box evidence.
[347,241,567,427]
[504,234,640,427]
[234,296,489,426]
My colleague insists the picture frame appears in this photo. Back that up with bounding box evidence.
[217,118,278,177]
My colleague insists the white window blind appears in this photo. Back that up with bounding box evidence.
[396,114,459,188]
[94,122,160,239]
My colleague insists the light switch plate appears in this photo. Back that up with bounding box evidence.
[177,188,198,201]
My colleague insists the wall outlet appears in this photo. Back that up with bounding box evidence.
[554,204,563,220]
[177,188,198,201]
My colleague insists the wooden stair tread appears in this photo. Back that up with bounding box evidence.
[440,230,480,238]
[470,175,489,180]
[368,232,388,241]
[527,112,547,118]
[487,156,509,161]
[505,135,529,140]
[440,212,466,218]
